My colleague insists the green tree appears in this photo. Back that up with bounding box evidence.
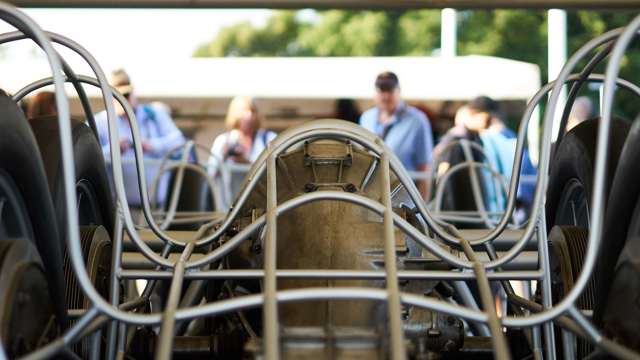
[567,11,640,118]
[194,10,441,57]
[298,10,390,56]
[193,9,640,118]
[194,11,305,57]
[397,10,441,55]
[458,10,547,77]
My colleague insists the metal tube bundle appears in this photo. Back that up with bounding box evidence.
[1,2,640,359]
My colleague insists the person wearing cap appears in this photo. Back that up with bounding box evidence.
[94,68,186,207]
[359,71,434,199]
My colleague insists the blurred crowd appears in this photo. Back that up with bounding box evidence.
[18,69,600,217]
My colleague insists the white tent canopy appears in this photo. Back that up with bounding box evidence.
[3,55,540,101]
[124,55,541,101]
[1,54,543,164]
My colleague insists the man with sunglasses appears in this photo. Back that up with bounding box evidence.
[94,68,185,207]
[95,69,184,157]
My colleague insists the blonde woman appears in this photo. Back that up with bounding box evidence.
[211,96,276,164]
[210,96,276,202]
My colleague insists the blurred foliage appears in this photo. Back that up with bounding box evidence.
[193,11,305,56]
[194,9,640,118]
[193,9,441,57]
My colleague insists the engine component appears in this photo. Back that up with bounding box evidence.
[548,225,594,358]
[0,238,55,357]
[63,225,112,356]
[215,138,465,356]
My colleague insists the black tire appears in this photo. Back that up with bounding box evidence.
[594,118,640,327]
[28,116,114,237]
[0,93,67,326]
[546,117,630,228]
[601,196,640,351]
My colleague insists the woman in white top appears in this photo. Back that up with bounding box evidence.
[210,96,277,202]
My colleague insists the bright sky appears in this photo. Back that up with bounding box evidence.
[0,8,272,72]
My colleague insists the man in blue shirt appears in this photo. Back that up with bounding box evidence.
[94,69,186,206]
[360,71,434,198]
